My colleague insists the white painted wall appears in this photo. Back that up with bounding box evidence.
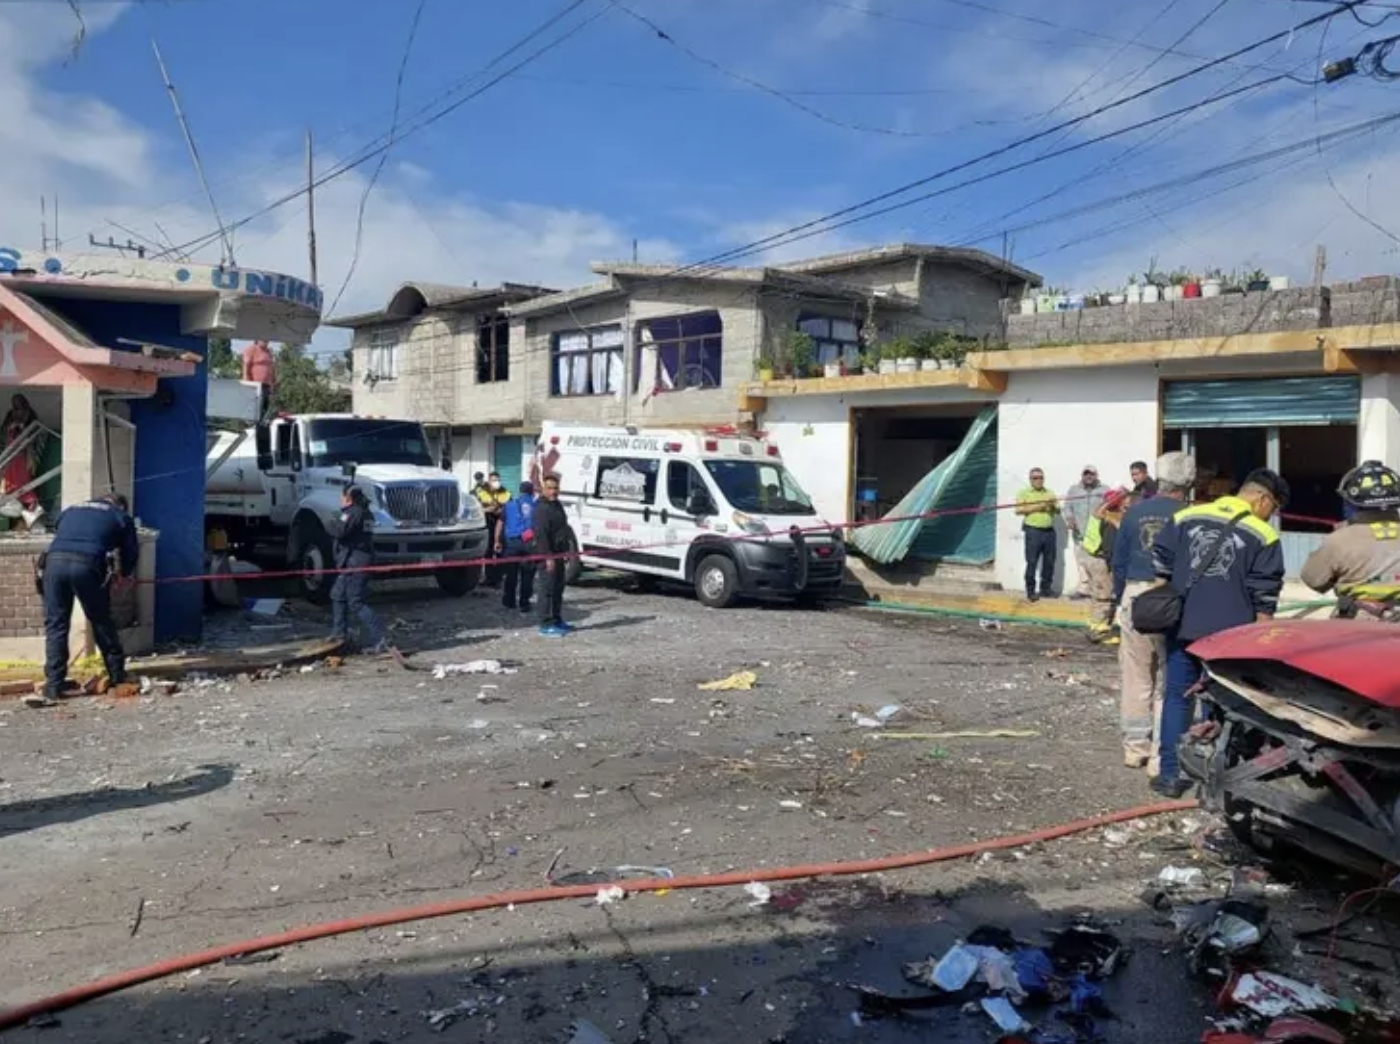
[761,385,996,528]
[996,366,1161,595]
[1360,373,1400,464]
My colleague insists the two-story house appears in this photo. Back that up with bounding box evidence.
[330,243,1039,494]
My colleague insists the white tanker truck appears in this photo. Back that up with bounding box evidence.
[204,379,489,603]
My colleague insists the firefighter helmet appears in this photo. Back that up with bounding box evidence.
[1338,460,1400,511]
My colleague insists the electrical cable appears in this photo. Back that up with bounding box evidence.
[0,799,1199,1031]
[326,0,430,319]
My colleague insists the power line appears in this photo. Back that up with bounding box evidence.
[327,0,430,318]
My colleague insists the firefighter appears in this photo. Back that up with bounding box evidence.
[29,493,139,707]
[1082,487,1129,644]
[1300,460,1400,614]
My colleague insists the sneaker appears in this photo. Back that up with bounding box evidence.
[555,622,575,634]
[1150,775,1194,799]
[539,624,565,637]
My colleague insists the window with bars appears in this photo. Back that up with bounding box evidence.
[551,324,624,397]
[476,315,510,384]
[635,311,723,394]
[366,327,400,380]
[797,314,861,367]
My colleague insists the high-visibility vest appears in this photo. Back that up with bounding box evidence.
[1083,516,1105,557]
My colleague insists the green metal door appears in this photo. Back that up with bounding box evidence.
[493,435,523,492]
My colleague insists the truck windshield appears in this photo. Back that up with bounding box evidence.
[703,459,815,516]
[305,419,434,468]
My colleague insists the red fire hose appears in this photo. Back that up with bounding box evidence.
[0,799,1197,1031]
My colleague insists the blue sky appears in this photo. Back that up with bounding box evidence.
[3,0,1400,351]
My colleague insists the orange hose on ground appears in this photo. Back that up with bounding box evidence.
[0,798,1197,1031]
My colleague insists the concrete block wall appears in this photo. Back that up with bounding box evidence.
[1330,278,1400,327]
[0,539,47,655]
[1005,288,1331,347]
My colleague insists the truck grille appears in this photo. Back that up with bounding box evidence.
[381,483,460,524]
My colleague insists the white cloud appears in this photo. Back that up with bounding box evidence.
[0,5,674,353]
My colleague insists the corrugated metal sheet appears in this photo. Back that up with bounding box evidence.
[1163,377,1360,429]
[851,408,998,565]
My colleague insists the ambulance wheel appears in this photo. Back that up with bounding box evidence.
[435,567,476,597]
[294,520,334,605]
[694,555,739,609]
[564,530,583,585]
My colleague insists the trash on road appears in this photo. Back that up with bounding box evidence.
[550,865,673,887]
[424,996,502,1031]
[431,660,517,680]
[698,670,757,691]
[852,703,903,728]
[1046,925,1124,980]
[875,729,1040,740]
[1228,972,1338,1019]
[594,885,627,906]
[980,995,1032,1034]
[565,1020,616,1044]
[1159,866,1208,889]
[744,882,773,907]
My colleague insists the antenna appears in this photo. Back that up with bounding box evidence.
[40,196,48,252]
[87,234,147,259]
[151,39,234,266]
[306,127,319,288]
[54,195,59,250]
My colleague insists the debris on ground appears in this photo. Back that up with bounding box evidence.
[423,995,503,1031]
[594,885,627,906]
[743,882,773,907]
[431,660,517,679]
[1228,972,1339,1019]
[565,1020,616,1044]
[698,670,756,691]
[1159,866,1209,889]
[852,703,903,728]
[549,866,674,887]
[980,994,1033,1034]
[875,729,1040,740]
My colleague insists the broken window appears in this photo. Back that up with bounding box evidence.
[476,315,509,384]
[367,327,400,380]
[797,314,861,368]
[635,311,723,394]
[552,325,624,397]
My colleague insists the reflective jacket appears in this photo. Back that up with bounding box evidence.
[1300,511,1400,594]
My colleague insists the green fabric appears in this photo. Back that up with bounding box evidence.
[1082,515,1104,555]
[1018,487,1057,529]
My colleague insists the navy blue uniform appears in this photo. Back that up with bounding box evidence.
[1111,496,1183,603]
[498,494,538,613]
[535,498,571,630]
[43,498,139,696]
[330,498,383,648]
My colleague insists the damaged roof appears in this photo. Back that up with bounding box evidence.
[326,280,556,329]
[777,243,1043,287]
[508,264,920,319]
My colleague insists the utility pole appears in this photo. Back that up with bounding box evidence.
[1312,244,1328,287]
[152,39,234,266]
[306,128,319,288]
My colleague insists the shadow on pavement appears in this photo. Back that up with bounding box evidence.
[4,877,1258,1044]
[0,764,237,838]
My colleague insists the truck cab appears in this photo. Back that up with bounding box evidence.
[533,423,845,608]
[205,396,489,602]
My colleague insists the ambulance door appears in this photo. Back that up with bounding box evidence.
[585,453,676,578]
[661,458,718,581]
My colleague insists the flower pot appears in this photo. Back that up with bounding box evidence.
[896,357,918,374]
[1247,280,1270,293]
[1201,278,1222,299]
[1018,298,1035,316]
[1268,275,1290,291]
[1125,284,1142,305]
[823,363,842,379]
[1141,284,1161,304]
[920,358,942,372]
[1183,282,1201,299]
[1164,285,1184,302]
[757,367,774,382]
[878,359,897,375]
[1107,293,1126,306]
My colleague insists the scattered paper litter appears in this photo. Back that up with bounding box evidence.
[698,670,757,692]
[431,660,517,680]
[744,882,773,907]
[852,704,903,728]
[595,885,627,906]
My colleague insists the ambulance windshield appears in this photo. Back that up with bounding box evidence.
[703,459,814,515]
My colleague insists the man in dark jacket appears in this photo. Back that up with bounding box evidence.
[534,472,573,636]
[31,493,139,706]
[1148,468,1289,796]
[330,486,385,652]
[1112,452,1195,775]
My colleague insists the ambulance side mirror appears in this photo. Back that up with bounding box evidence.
[686,491,715,516]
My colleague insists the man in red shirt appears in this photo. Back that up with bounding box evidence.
[241,339,276,386]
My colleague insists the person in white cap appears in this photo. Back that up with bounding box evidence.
[1063,465,1106,597]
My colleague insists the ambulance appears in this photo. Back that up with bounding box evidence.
[529,424,846,608]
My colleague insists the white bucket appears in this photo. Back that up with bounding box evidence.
[1201,279,1222,299]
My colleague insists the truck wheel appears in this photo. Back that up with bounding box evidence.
[294,519,334,605]
[435,566,477,597]
[564,529,583,585]
[694,554,739,609]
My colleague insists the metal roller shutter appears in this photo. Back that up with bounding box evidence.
[1162,376,1360,429]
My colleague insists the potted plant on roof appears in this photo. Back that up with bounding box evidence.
[1201,267,1223,299]
[1221,269,1245,296]
[1123,275,1141,305]
[1243,267,1270,293]
[1140,260,1164,304]
[1182,271,1202,299]
[754,356,775,383]
[1018,293,1035,316]
[914,332,941,371]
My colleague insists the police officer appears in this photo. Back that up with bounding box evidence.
[330,486,386,653]
[474,472,511,588]
[31,493,138,706]
[1300,460,1400,612]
